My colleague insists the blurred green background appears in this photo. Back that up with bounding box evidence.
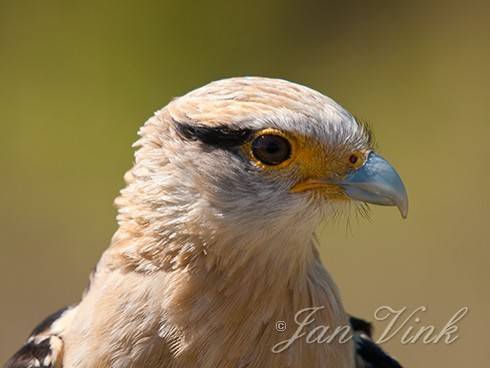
[1,0,489,366]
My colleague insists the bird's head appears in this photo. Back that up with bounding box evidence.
[116,77,407,266]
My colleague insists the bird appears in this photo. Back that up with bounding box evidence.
[5,77,407,368]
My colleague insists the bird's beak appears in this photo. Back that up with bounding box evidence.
[339,152,408,218]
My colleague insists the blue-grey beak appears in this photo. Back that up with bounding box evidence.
[340,152,408,218]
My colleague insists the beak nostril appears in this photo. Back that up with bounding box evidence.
[349,154,358,164]
[341,152,408,219]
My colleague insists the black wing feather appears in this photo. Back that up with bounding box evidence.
[5,307,70,368]
[350,315,403,368]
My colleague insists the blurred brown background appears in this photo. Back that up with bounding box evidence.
[1,0,489,366]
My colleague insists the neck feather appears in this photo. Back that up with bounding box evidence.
[103,218,353,367]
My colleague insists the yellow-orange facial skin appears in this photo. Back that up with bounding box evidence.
[242,128,370,200]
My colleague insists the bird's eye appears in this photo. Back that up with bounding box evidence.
[251,134,292,166]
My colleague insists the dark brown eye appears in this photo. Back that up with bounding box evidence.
[251,134,291,165]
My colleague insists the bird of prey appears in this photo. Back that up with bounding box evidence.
[5,77,407,368]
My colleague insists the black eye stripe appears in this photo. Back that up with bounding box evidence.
[175,122,292,166]
[175,122,253,149]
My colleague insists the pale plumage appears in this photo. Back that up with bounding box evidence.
[6,77,406,368]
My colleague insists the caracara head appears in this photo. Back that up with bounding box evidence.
[115,77,407,268]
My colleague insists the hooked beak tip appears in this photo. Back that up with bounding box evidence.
[398,200,409,219]
[341,152,408,219]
